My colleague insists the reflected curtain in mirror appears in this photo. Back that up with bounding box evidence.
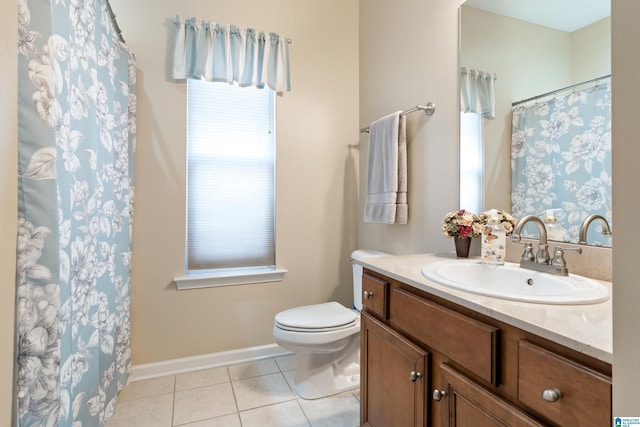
[460,67,497,119]
[511,83,612,246]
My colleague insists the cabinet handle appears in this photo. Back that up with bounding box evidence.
[363,291,374,299]
[432,389,447,401]
[542,388,563,402]
[409,371,422,382]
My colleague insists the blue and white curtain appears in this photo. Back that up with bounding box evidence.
[16,0,135,425]
[460,67,497,119]
[511,83,612,246]
[171,16,291,94]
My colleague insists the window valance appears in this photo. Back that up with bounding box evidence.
[171,16,291,94]
[460,67,496,118]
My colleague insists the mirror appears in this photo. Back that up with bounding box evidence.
[459,0,611,246]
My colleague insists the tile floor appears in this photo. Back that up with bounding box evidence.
[105,354,361,427]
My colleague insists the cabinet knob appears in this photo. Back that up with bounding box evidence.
[432,389,447,401]
[363,291,374,299]
[409,371,422,382]
[542,388,563,402]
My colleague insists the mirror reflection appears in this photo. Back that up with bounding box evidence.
[459,0,611,247]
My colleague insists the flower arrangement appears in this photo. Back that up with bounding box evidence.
[477,209,516,235]
[441,209,484,238]
[442,209,517,239]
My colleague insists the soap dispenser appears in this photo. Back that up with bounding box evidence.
[481,209,506,265]
[543,209,564,241]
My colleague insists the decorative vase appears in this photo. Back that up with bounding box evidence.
[454,237,471,258]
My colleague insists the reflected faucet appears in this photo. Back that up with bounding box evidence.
[579,214,612,245]
[511,215,581,276]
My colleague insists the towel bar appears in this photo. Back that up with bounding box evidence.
[360,102,435,133]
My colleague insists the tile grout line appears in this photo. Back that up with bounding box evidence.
[227,365,244,426]
[109,355,360,427]
[170,375,176,427]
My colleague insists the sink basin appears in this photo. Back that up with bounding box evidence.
[421,260,609,305]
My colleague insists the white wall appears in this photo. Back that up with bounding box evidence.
[108,0,360,364]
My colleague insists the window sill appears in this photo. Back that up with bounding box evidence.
[174,268,288,290]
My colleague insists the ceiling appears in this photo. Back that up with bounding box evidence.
[463,0,610,33]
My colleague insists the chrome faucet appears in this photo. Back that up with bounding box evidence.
[511,215,581,276]
[578,214,612,244]
[511,215,550,264]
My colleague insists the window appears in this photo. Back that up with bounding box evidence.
[176,80,286,289]
[459,112,483,214]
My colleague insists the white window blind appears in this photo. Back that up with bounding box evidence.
[459,112,483,214]
[187,80,276,273]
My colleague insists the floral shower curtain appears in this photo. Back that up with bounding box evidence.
[511,82,611,246]
[16,0,135,425]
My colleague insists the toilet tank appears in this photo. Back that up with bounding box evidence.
[351,249,390,311]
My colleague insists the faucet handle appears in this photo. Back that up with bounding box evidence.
[551,246,582,267]
[521,242,535,262]
[536,244,551,265]
[512,240,535,262]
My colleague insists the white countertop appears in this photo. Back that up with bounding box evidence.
[358,252,613,364]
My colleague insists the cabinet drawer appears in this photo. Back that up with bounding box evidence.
[518,340,611,427]
[390,288,499,385]
[362,273,389,320]
[440,363,546,427]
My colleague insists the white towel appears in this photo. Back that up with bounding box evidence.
[364,111,408,224]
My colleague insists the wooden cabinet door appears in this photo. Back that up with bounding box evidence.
[361,311,429,427]
[517,340,611,427]
[439,364,545,427]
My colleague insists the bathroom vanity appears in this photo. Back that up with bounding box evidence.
[358,253,612,427]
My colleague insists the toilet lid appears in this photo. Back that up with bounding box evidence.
[275,302,358,331]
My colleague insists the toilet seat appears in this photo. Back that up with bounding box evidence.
[274,302,358,332]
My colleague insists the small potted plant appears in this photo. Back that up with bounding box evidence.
[441,209,483,257]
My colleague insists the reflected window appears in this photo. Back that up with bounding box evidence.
[460,112,483,214]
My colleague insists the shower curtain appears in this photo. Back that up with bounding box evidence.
[511,83,611,245]
[16,0,135,425]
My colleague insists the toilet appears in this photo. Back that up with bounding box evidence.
[273,249,389,399]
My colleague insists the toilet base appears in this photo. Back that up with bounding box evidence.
[292,338,360,399]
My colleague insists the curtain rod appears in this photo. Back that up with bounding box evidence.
[360,102,435,133]
[512,74,611,107]
[172,17,292,44]
[105,0,125,43]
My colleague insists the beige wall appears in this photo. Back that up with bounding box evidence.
[358,0,462,255]
[1,0,18,422]
[572,17,611,83]
[3,0,639,417]
[461,6,573,212]
[107,0,360,363]
[612,0,640,414]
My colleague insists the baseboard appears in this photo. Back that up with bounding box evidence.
[131,343,292,382]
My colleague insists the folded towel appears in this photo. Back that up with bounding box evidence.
[364,111,408,224]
